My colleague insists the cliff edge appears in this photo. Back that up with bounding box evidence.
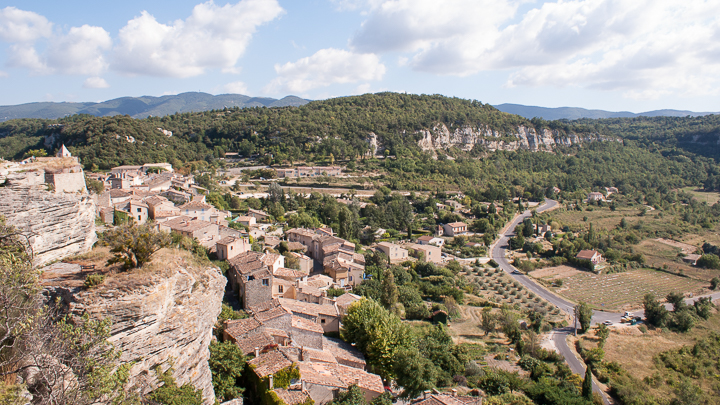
[43,249,226,404]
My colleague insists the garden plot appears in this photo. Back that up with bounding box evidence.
[554,268,707,311]
[466,267,564,320]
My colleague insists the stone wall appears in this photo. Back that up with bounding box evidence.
[0,186,97,267]
[291,327,322,350]
[45,171,87,193]
[45,251,225,405]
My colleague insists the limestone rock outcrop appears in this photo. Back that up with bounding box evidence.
[44,251,226,405]
[0,186,97,267]
[415,123,620,154]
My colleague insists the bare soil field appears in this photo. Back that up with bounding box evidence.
[529,265,581,280]
[549,268,707,311]
[654,238,697,254]
[636,239,720,281]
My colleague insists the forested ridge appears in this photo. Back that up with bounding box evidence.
[1,92,719,193]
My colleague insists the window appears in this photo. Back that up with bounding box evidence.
[230,246,233,250]
[137,208,141,212]
[278,285,284,293]
[349,276,353,281]
[321,319,326,324]
[137,215,141,221]
[262,279,269,286]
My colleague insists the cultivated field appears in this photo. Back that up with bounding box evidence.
[635,239,720,281]
[548,267,707,311]
[681,186,720,205]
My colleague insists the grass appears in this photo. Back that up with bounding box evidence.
[635,239,720,281]
[681,186,720,205]
[552,268,708,311]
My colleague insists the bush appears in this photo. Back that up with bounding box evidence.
[488,259,499,268]
[83,274,105,289]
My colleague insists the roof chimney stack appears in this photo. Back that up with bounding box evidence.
[254,347,260,357]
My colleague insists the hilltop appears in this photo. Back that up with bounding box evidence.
[0,92,310,121]
[495,103,718,120]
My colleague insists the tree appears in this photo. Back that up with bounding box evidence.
[711,277,720,290]
[574,302,593,334]
[595,324,610,349]
[381,269,399,312]
[341,299,413,381]
[209,341,245,402]
[267,181,284,203]
[643,293,668,327]
[666,292,687,312]
[697,254,720,269]
[581,366,593,400]
[693,297,714,320]
[393,348,437,398]
[148,365,203,405]
[103,223,171,269]
[480,309,497,336]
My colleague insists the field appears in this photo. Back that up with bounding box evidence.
[544,267,708,311]
[681,186,720,205]
[635,239,720,281]
[450,266,566,342]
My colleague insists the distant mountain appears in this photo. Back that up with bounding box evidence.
[494,103,718,120]
[0,92,311,122]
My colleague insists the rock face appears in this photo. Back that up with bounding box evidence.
[0,186,97,267]
[45,252,226,404]
[415,123,620,154]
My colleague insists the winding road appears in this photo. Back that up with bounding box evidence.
[490,199,720,403]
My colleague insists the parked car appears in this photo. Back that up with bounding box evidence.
[603,320,613,326]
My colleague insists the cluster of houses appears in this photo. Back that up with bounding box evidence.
[275,166,344,178]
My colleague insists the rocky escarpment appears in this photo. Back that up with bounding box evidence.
[416,123,621,154]
[44,251,226,404]
[0,185,97,267]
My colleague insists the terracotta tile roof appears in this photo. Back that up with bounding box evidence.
[418,235,434,242]
[109,189,130,198]
[262,253,282,267]
[217,236,245,246]
[255,306,291,323]
[248,299,281,314]
[335,293,361,308]
[297,362,383,394]
[179,200,215,210]
[447,222,467,227]
[291,316,324,334]
[144,195,169,206]
[162,217,214,233]
[236,331,275,356]
[228,251,266,274]
[249,350,293,378]
[286,228,317,238]
[295,284,323,298]
[224,318,262,339]
[274,267,308,279]
[306,274,334,288]
[264,328,289,339]
[411,394,477,405]
[302,347,338,364]
[286,241,307,252]
[322,336,366,368]
[576,249,599,260]
[280,298,319,317]
[249,208,269,216]
[273,389,312,405]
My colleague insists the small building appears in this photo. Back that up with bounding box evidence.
[443,222,468,237]
[417,235,444,247]
[410,243,442,264]
[587,192,606,202]
[376,242,408,263]
[576,249,603,264]
[682,254,701,266]
[159,216,219,241]
[248,208,271,222]
[431,310,448,325]
[235,215,257,227]
[216,236,251,261]
[56,144,72,158]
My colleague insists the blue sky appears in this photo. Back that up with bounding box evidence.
[1,0,719,112]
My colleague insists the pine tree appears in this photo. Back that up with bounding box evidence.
[582,365,593,399]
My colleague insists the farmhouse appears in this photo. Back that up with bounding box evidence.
[587,192,606,202]
[443,222,468,237]
[376,242,408,263]
[576,249,603,264]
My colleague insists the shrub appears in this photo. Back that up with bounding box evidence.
[84,274,105,289]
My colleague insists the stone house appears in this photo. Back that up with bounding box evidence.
[235,215,256,227]
[443,222,468,237]
[587,192,606,202]
[287,251,313,273]
[179,200,229,225]
[376,242,408,263]
[290,316,324,349]
[216,236,251,261]
[158,216,219,241]
[144,195,180,220]
[248,208,271,222]
[297,362,384,405]
[161,189,192,204]
[410,243,442,264]
[417,235,445,247]
[576,249,603,264]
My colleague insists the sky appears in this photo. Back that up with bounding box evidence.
[1,0,719,112]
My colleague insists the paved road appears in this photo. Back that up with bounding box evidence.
[490,199,611,403]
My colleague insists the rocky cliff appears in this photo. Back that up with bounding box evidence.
[0,185,97,267]
[416,123,620,154]
[44,250,226,404]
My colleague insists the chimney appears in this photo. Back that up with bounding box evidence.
[301,379,306,391]
[254,347,260,357]
[269,374,274,389]
[300,346,304,361]
[451,389,457,397]
[354,378,360,386]
[423,391,431,399]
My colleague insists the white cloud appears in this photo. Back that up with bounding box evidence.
[47,25,112,75]
[222,81,249,94]
[0,7,52,43]
[113,0,284,77]
[265,48,386,93]
[83,77,110,89]
[349,0,720,98]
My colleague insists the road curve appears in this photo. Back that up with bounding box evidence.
[490,199,611,403]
